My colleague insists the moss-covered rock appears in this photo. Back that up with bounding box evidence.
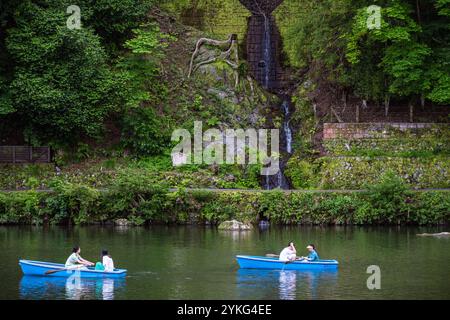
[218,219,252,230]
[318,156,450,189]
[323,124,450,157]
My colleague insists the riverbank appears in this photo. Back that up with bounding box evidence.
[1,171,448,225]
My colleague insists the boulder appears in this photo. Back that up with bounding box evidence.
[207,88,230,100]
[218,219,252,231]
[114,219,131,226]
[224,174,236,182]
[417,232,450,237]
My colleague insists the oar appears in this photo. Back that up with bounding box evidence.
[45,264,84,275]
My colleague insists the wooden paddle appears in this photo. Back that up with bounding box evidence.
[45,264,84,275]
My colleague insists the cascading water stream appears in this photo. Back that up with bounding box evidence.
[240,0,293,189]
[282,100,292,155]
[263,98,292,190]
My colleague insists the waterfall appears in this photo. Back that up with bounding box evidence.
[282,100,292,154]
[239,1,294,190]
[263,99,293,190]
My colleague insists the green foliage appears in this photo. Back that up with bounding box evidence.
[356,171,413,223]
[122,107,171,156]
[82,0,155,53]
[0,164,54,190]
[0,0,167,149]
[382,42,431,98]
[0,191,41,224]
[279,0,450,105]
[323,124,450,157]
[74,143,92,162]
[104,169,170,223]
[118,23,174,106]
[1,186,448,225]
[124,24,175,56]
[1,0,121,145]
[102,159,117,170]
[284,157,319,189]
[45,179,100,224]
[318,156,450,189]
[411,191,450,224]
[346,0,450,103]
[24,177,39,189]
[177,188,449,225]
[116,23,175,156]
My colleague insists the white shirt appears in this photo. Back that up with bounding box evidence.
[65,253,81,267]
[279,247,296,261]
[102,255,114,272]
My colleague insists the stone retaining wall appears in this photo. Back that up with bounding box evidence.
[323,123,449,140]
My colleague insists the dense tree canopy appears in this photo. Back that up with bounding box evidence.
[0,0,157,146]
[278,0,450,105]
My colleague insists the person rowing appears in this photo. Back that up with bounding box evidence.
[65,246,94,269]
[279,242,297,262]
[298,244,320,262]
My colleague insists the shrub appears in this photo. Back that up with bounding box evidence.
[104,169,170,223]
[45,179,100,224]
[361,171,413,224]
[0,191,41,224]
[317,194,358,224]
[410,192,450,225]
[285,157,320,189]
[121,107,171,156]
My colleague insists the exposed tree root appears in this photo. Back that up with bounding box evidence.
[188,34,240,88]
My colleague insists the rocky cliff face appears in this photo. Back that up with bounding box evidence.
[239,0,284,92]
[245,14,283,91]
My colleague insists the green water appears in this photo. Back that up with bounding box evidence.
[0,225,449,300]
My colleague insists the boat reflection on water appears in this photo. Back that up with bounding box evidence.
[278,270,297,300]
[236,268,338,300]
[20,275,125,300]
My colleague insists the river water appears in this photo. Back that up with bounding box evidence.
[0,225,449,300]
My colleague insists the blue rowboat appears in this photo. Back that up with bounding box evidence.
[19,260,127,278]
[236,255,338,270]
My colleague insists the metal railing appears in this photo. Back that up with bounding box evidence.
[0,146,51,163]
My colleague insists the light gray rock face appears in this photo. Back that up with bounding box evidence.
[114,219,131,226]
[218,219,252,231]
[207,88,230,100]
[417,232,450,237]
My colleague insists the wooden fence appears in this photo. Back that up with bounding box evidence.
[0,146,51,163]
